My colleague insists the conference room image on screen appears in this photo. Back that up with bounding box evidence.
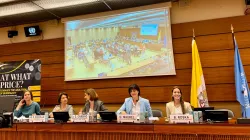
[65,8,175,81]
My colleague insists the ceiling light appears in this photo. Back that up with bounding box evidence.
[34,0,99,9]
[0,2,41,17]
[0,0,99,17]
[0,0,16,4]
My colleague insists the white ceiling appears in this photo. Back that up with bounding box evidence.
[0,0,170,27]
[0,0,98,17]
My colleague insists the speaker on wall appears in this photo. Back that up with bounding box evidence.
[8,31,18,38]
[246,0,250,5]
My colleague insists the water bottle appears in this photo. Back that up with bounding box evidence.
[45,112,48,122]
[93,111,97,122]
[198,111,203,123]
[139,112,145,122]
[29,115,32,123]
[88,112,93,122]
[189,111,193,115]
[144,112,149,123]
[193,111,199,123]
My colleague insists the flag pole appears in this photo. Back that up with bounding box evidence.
[231,24,235,50]
[193,28,195,40]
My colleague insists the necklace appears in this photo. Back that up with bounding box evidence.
[174,103,181,108]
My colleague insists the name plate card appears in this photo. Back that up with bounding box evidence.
[29,115,46,122]
[117,114,137,123]
[169,114,194,124]
[72,114,89,122]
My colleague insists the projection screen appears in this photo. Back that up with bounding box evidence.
[65,7,175,81]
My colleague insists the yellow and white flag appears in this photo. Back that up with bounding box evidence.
[190,39,209,108]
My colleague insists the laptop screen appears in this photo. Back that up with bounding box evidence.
[0,95,16,113]
[205,110,228,122]
[193,107,214,121]
[53,112,69,122]
[99,111,117,122]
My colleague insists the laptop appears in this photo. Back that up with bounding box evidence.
[99,111,117,122]
[0,95,16,113]
[193,107,214,121]
[204,110,228,122]
[53,112,69,122]
[237,118,250,124]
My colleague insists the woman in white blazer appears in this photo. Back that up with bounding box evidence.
[166,86,192,119]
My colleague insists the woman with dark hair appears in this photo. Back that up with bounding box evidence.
[79,88,107,114]
[166,86,192,119]
[14,89,40,118]
[117,84,153,117]
[49,92,74,118]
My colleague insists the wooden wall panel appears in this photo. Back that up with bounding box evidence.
[173,33,233,53]
[176,48,250,69]
[174,50,234,69]
[42,63,64,77]
[185,31,250,51]
[41,83,236,105]
[0,38,63,56]
[41,66,238,91]
[0,50,63,64]
[235,31,250,48]
[172,15,250,38]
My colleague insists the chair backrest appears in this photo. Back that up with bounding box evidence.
[216,109,234,118]
[40,110,50,115]
[152,109,163,117]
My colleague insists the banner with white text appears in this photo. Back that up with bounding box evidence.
[0,59,41,103]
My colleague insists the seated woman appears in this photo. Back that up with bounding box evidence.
[14,89,40,118]
[49,92,74,118]
[166,86,192,119]
[117,84,153,117]
[79,88,107,114]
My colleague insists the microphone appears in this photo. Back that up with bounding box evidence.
[42,97,47,109]
[41,97,47,115]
